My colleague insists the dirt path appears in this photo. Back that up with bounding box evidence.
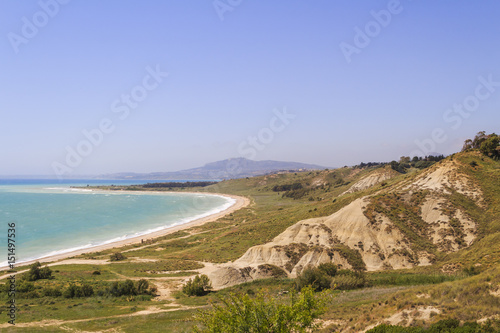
[0,304,204,330]
[0,259,110,281]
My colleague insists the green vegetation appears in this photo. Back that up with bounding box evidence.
[368,271,465,287]
[109,252,126,261]
[63,283,94,298]
[332,243,367,271]
[142,181,218,188]
[23,262,53,281]
[364,190,436,257]
[390,155,446,174]
[107,259,204,277]
[295,267,333,291]
[106,279,156,297]
[296,265,368,291]
[1,138,500,332]
[462,131,500,160]
[194,286,330,333]
[368,319,500,332]
[182,275,212,296]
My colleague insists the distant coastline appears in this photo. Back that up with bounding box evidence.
[0,184,249,270]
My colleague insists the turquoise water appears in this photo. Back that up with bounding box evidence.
[0,180,233,267]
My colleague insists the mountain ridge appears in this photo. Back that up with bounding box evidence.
[97,157,327,180]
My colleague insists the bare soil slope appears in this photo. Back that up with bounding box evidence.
[210,159,483,289]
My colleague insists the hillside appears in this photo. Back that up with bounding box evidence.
[97,157,326,180]
[1,150,499,332]
[207,153,492,290]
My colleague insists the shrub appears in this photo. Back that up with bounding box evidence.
[331,275,366,290]
[109,252,126,262]
[367,324,423,332]
[272,183,303,192]
[24,262,52,281]
[81,284,94,297]
[331,270,367,290]
[108,280,136,297]
[463,265,480,276]
[182,275,212,296]
[63,284,94,298]
[43,287,62,297]
[104,279,155,297]
[367,319,496,332]
[17,281,35,293]
[415,160,435,169]
[318,263,337,277]
[136,279,150,294]
[295,267,332,291]
[194,286,330,333]
[257,264,287,278]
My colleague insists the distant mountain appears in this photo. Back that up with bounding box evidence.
[97,158,327,180]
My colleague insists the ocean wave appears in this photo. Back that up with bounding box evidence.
[0,194,236,269]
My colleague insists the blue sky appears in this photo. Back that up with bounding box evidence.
[1,1,499,176]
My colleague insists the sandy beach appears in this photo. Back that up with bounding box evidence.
[1,192,250,271]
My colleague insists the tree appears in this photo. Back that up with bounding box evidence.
[472,131,487,149]
[183,275,212,296]
[194,286,331,333]
[479,134,499,158]
[24,262,52,281]
[399,156,410,164]
[462,138,473,151]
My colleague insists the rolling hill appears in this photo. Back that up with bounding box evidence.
[98,157,326,180]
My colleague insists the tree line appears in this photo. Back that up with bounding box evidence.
[141,181,219,188]
[462,131,500,159]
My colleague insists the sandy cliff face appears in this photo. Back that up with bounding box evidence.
[209,161,481,289]
[342,168,397,195]
[403,160,483,203]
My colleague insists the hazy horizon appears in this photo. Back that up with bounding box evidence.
[2,1,499,176]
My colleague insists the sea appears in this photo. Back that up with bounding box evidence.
[0,179,233,268]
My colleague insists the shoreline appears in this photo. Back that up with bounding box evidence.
[1,192,250,270]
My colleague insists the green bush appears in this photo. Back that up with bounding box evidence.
[272,183,303,192]
[318,263,337,277]
[331,270,367,290]
[295,267,332,291]
[367,324,424,332]
[109,252,126,261]
[257,264,288,278]
[23,262,52,281]
[194,286,330,333]
[63,284,94,298]
[367,319,498,332]
[17,281,35,293]
[108,280,136,297]
[43,287,62,297]
[369,272,460,286]
[104,279,155,297]
[183,275,212,296]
